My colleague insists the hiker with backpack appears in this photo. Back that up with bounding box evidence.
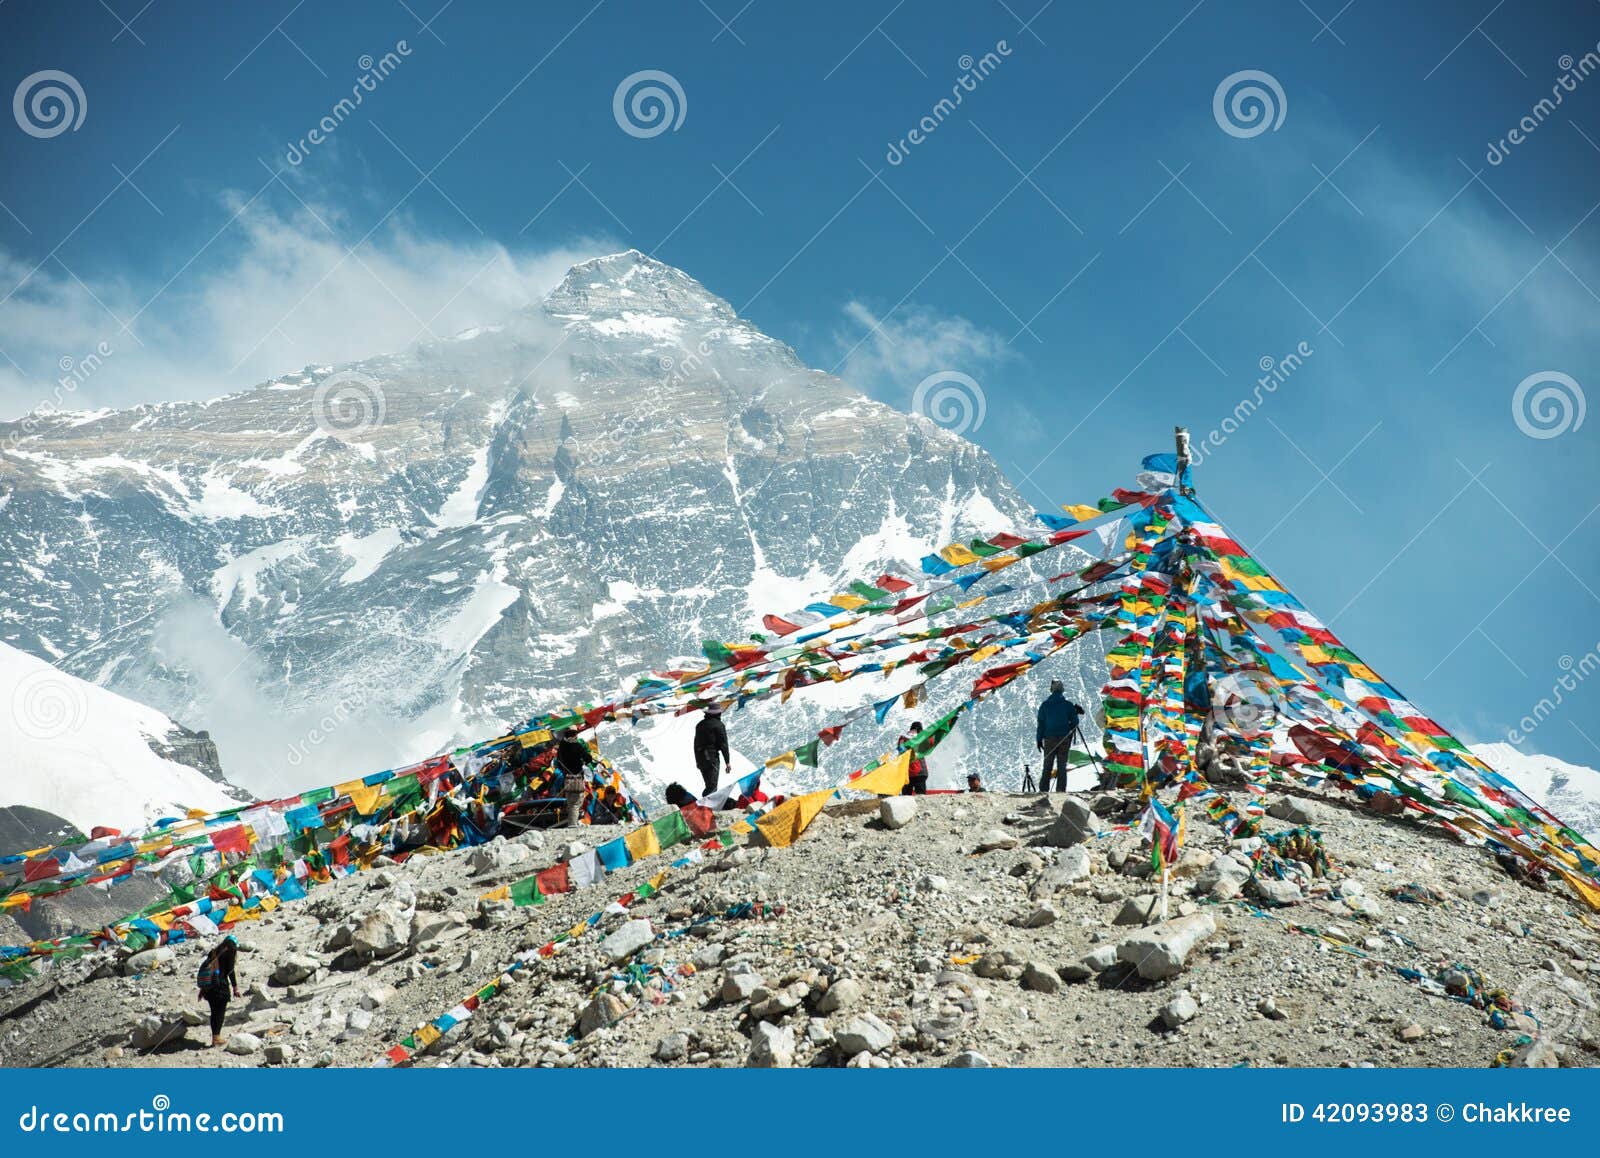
[196,934,241,1047]
[1036,679,1085,793]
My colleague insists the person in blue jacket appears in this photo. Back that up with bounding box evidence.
[1036,679,1085,793]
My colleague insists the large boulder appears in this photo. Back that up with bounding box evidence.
[601,919,655,963]
[1031,847,1093,898]
[270,954,323,986]
[1045,796,1098,848]
[748,1022,796,1067]
[466,837,531,876]
[121,948,174,976]
[834,1013,894,1056]
[351,907,412,956]
[1194,854,1251,898]
[1115,912,1217,981]
[129,1014,188,1051]
[879,797,918,830]
[576,993,630,1038]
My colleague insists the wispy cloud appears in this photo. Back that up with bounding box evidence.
[0,194,611,420]
[834,300,1015,399]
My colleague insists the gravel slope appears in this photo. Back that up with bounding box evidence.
[2,784,1597,1070]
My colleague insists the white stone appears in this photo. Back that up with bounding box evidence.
[834,1012,894,1055]
[600,919,655,963]
[1115,913,1217,981]
[879,797,918,830]
[748,1021,795,1067]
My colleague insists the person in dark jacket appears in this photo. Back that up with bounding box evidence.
[554,728,594,787]
[196,934,241,1047]
[693,705,731,796]
[898,722,928,795]
[1036,679,1085,793]
[664,782,697,808]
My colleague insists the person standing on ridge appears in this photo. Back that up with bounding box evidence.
[899,721,928,795]
[195,934,241,1047]
[694,704,731,797]
[1036,679,1085,793]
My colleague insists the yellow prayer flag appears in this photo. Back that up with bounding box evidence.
[827,593,868,610]
[479,885,511,903]
[334,779,365,799]
[1061,503,1101,522]
[625,824,661,862]
[848,749,911,796]
[980,555,1019,573]
[939,543,980,567]
[765,750,797,771]
[518,728,553,748]
[348,784,384,816]
[754,790,833,848]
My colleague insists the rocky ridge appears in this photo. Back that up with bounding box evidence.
[2,774,1596,1070]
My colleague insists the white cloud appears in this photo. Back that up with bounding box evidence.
[0,195,612,420]
[835,300,1015,397]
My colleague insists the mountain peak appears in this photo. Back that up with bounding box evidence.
[543,249,737,327]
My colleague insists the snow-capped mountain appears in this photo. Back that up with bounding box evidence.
[0,641,247,844]
[0,251,1096,803]
[1473,742,1600,842]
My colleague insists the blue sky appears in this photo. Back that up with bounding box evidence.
[1,0,1597,765]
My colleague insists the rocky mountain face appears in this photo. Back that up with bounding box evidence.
[0,251,1094,804]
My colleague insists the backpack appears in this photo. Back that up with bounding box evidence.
[196,956,225,991]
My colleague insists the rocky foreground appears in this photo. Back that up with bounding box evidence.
[2,784,1597,1070]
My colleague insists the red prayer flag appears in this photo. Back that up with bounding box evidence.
[536,861,571,897]
[209,825,249,857]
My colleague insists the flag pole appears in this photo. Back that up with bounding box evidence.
[1174,425,1193,497]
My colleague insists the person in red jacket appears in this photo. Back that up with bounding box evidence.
[899,722,928,795]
